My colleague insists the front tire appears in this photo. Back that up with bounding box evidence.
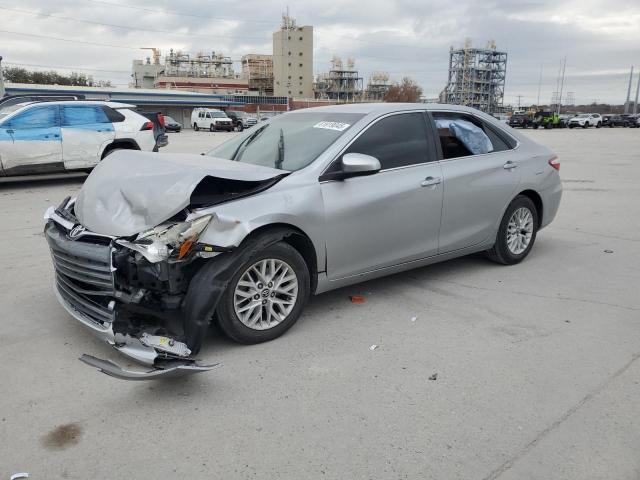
[582,122,589,128]
[210,124,216,132]
[237,123,244,132]
[596,122,602,128]
[193,123,199,131]
[485,195,538,265]
[216,242,310,344]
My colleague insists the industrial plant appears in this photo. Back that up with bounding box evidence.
[445,40,508,113]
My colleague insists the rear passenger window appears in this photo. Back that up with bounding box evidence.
[62,106,110,126]
[102,106,125,123]
[344,113,431,169]
[433,112,512,159]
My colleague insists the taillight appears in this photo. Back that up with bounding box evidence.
[158,114,165,128]
[548,155,560,171]
[141,121,154,131]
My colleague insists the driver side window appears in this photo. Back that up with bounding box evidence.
[343,112,432,170]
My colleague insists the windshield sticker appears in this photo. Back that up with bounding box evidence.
[313,121,351,132]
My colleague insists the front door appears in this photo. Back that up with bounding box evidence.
[321,112,443,280]
[0,105,63,175]
[61,105,116,169]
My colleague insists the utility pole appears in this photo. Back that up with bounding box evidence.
[624,66,634,114]
[0,56,5,97]
[634,70,640,115]
[536,63,543,107]
[557,57,566,115]
[516,94,523,109]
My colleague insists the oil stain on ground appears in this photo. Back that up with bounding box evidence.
[41,423,83,450]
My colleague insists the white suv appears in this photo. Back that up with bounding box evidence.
[0,101,156,177]
[568,113,602,129]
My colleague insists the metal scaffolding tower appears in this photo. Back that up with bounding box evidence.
[365,72,391,101]
[445,40,507,113]
[314,57,363,102]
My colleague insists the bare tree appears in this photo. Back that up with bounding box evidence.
[384,77,423,103]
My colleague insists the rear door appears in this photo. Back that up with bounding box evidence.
[321,111,443,280]
[431,111,521,253]
[61,105,115,169]
[0,105,63,175]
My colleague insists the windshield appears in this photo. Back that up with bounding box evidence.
[207,112,364,171]
[210,112,227,118]
[164,116,176,123]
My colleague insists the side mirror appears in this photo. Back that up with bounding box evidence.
[319,153,381,182]
[341,153,381,175]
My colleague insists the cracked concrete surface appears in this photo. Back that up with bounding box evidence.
[0,128,639,479]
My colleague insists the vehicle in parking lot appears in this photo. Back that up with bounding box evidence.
[508,114,532,128]
[625,114,639,128]
[603,115,628,127]
[0,100,156,176]
[163,115,182,132]
[44,103,562,376]
[568,113,602,128]
[225,110,257,131]
[191,108,234,132]
[0,93,86,110]
[532,111,565,129]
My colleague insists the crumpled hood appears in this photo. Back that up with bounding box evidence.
[75,150,286,236]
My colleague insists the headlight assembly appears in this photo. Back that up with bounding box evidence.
[117,215,212,263]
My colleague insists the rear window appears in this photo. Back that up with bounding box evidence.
[432,112,514,159]
[62,106,110,126]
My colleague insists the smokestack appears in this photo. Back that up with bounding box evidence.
[634,70,640,115]
[624,66,634,114]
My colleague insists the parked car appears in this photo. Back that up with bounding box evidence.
[44,103,562,377]
[139,111,168,149]
[163,115,182,132]
[225,110,257,131]
[191,108,234,131]
[603,115,628,127]
[625,114,640,128]
[568,113,602,128]
[0,101,156,177]
[508,114,532,128]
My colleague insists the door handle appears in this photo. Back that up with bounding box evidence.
[421,176,442,187]
[503,161,518,170]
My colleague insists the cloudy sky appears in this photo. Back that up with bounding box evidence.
[1,0,639,105]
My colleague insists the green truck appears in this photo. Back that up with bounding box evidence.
[532,111,566,129]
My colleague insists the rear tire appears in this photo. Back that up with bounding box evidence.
[485,195,539,265]
[193,123,199,131]
[237,123,244,132]
[596,122,602,128]
[216,242,310,344]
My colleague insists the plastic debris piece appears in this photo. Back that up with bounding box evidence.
[11,474,29,480]
[411,316,417,322]
[429,373,438,381]
[369,344,378,351]
[350,295,366,304]
[604,249,614,253]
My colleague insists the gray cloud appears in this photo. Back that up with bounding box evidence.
[1,0,638,105]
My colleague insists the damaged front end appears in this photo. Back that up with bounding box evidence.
[44,197,225,376]
[44,151,289,378]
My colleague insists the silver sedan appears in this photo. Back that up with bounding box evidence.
[45,103,562,373]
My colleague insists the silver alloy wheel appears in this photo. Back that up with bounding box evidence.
[233,259,299,330]
[506,207,534,255]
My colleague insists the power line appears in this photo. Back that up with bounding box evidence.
[83,0,429,51]
[0,29,139,49]
[0,5,267,41]
[84,0,276,24]
[3,61,130,74]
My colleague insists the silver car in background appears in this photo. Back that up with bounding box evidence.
[45,103,562,376]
